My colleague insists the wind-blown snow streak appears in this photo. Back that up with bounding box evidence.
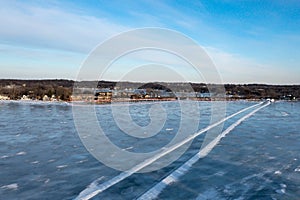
[75,102,263,200]
[138,101,270,200]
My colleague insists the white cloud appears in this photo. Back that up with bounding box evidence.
[0,1,298,84]
[0,1,129,79]
[205,47,300,84]
[0,1,129,53]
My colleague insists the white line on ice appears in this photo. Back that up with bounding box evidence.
[75,102,264,200]
[138,101,270,200]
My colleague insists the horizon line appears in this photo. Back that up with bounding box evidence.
[0,78,299,86]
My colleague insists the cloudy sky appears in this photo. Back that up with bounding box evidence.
[0,0,299,84]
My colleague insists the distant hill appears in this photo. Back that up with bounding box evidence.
[0,79,299,101]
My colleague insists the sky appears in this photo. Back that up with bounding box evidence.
[0,0,300,84]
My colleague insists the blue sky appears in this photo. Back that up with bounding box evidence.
[0,0,299,84]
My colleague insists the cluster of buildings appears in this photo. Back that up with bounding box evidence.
[0,95,10,100]
[0,94,59,101]
[0,82,298,102]
[71,87,214,103]
[71,86,300,103]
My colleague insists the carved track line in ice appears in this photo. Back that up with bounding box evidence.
[75,102,263,200]
[138,101,270,200]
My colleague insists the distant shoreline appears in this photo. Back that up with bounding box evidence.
[0,79,299,102]
[0,99,298,106]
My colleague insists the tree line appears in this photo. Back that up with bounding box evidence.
[0,79,74,101]
[0,79,299,101]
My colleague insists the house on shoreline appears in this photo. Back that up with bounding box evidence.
[94,89,112,101]
[0,95,10,100]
